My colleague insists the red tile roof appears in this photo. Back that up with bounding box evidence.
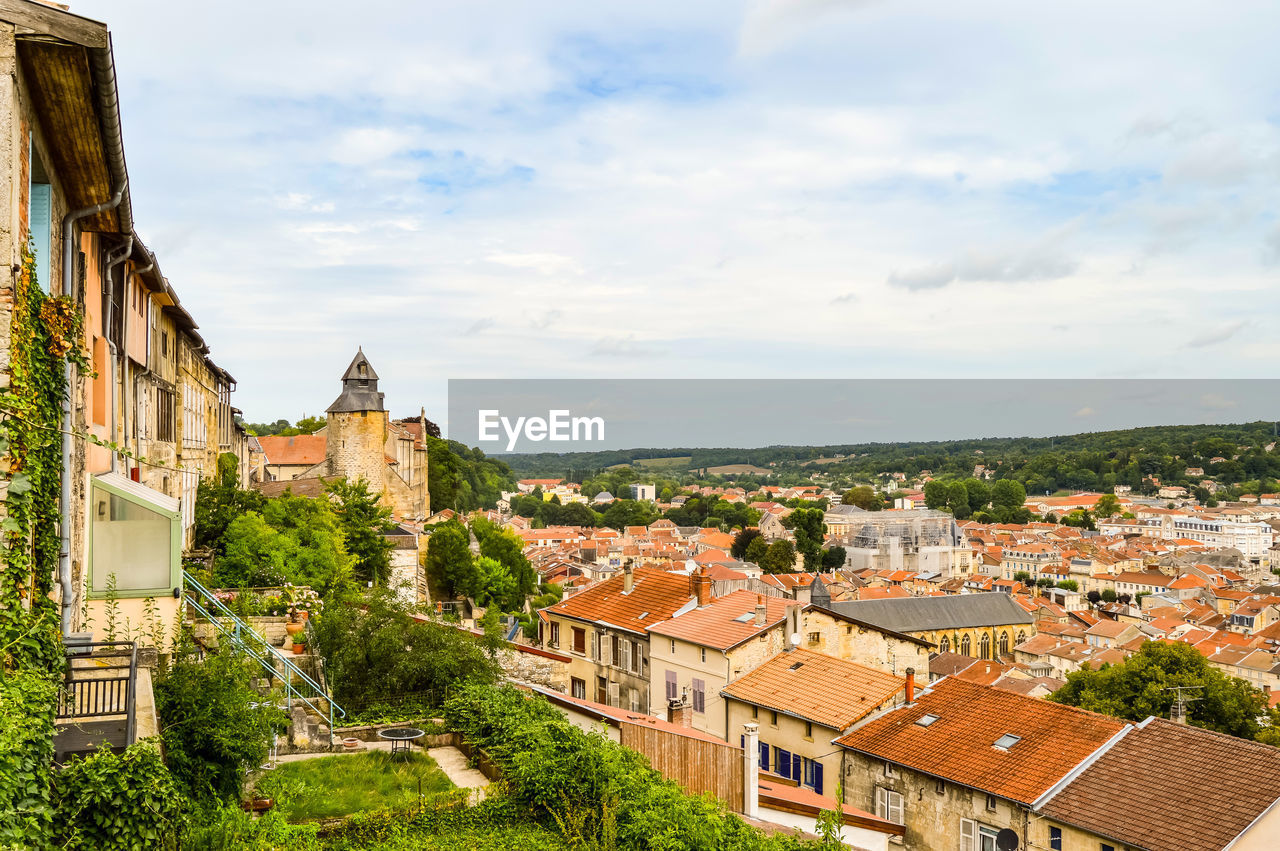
[258,434,326,466]
[648,590,796,650]
[1041,718,1280,851]
[543,567,693,635]
[721,649,904,730]
[835,678,1125,805]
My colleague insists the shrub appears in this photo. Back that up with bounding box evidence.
[52,740,187,850]
[155,647,280,801]
[0,669,58,847]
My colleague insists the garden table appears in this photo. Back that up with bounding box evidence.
[378,727,425,759]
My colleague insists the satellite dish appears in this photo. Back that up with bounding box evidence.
[995,828,1019,851]
[790,632,801,646]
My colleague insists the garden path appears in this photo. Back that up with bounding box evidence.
[427,746,489,802]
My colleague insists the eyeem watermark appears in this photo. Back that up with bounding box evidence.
[478,409,605,451]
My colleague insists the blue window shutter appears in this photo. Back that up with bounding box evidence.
[793,753,801,781]
[777,749,791,779]
[813,762,824,796]
[760,742,770,772]
[740,735,744,748]
[29,182,51,292]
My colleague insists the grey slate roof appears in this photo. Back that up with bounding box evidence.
[327,347,386,413]
[820,592,1034,634]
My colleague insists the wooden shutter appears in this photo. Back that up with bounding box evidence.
[621,640,632,671]
[692,679,705,712]
[601,633,612,666]
[959,818,977,851]
[813,762,823,796]
[607,682,620,704]
[776,749,792,779]
[590,630,597,659]
[759,742,770,772]
[665,670,677,701]
[793,753,801,784]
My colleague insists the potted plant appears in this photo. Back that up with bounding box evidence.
[292,639,306,655]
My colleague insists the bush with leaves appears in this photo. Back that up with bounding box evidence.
[444,683,834,851]
[325,478,397,585]
[0,669,58,847]
[52,740,187,850]
[215,493,354,598]
[314,589,502,713]
[154,646,279,801]
[194,452,267,555]
[423,520,477,600]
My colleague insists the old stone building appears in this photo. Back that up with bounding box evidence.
[254,349,431,522]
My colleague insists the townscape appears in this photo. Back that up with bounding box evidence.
[1,3,1278,851]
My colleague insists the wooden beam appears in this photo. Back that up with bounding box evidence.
[0,0,107,48]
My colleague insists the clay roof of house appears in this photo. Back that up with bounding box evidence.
[648,590,795,650]
[1041,717,1280,851]
[1085,619,1134,638]
[1113,571,1174,587]
[542,567,693,635]
[928,651,978,679]
[257,434,327,466]
[692,548,734,565]
[721,648,903,730]
[834,678,1125,805]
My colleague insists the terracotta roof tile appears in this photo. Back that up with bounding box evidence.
[543,568,693,635]
[721,649,904,730]
[835,679,1125,805]
[1041,718,1280,851]
[258,434,326,466]
[648,590,795,650]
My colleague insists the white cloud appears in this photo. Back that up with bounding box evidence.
[1187,321,1247,349]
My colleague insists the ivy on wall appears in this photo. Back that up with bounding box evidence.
[0,248,80,849]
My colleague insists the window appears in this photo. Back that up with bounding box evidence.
[802,757,824,794]
[875,788,904,826]
[939,636,950,653]
[28,143,51,293]
[611,635,620,667]
[665,670,677,702]
[916,713,940,728]
[549,622,560,648]
[701,647,707,663]
[807,631,820,645]
[572,627,586,654]
[993,733,1022,750]
[90,480,178,597]
[985,794,997,811]
[1049,827,1062,851]
[804,721,813,739]
[935,779,945,795]
[692,678,705,713]
[631,641,642,674]
[961,635,972,656]
[759,742,769,772]
[161,329,168,357]
[1016,630,1027,646]
[571,677,586,700]
[751,705,758,719]
[998,632,1009,656]
[980,634,991,660]
[620,639,632,671]
[770,710,778,726]
[670,639,676,654]
[960,820,1000,851]
[1101,845,1114,851]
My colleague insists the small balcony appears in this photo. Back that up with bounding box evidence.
[53,640,139,762]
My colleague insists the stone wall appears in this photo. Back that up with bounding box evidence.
[497,644,570,693]
[326,410,387,487]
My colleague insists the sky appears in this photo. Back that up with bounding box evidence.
[74,1,1280,437]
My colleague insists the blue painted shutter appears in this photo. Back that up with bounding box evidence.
[793,753,801,782]
[776,749,791,779]
[813,762,824,796]
[29,182,51,292]
[759,742,770,772]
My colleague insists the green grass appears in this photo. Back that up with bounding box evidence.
[256,750,454,822]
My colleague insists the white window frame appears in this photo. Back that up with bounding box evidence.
[876,787,904,826]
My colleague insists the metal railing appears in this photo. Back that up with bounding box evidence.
[57,640,138,747]
[183,571,345,744]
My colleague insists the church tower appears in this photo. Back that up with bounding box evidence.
[324,348,388,486]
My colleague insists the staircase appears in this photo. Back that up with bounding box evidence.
[182,571,346,745]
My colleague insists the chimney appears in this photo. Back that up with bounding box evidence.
[695,568,712,607]
[668,695,691,728]
[905,667,916,706]
[754,594,767,627]
[742,722,760,818]
[783,605,801,652]
[623,560,635,594]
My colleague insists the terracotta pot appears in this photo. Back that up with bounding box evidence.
[342,737,360,749]
[292,643,305,655]
[299,611,310,622]
[285,621,304,637]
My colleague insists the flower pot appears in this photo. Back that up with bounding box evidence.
[342,737,360,749]
[285,621,304,637]
[299,611,310,622]
[292,643,305,655]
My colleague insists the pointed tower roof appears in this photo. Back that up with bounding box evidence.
[326,347,386,413]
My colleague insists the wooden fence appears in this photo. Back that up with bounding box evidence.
[619,723,744,812]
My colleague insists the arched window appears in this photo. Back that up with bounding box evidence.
[1016,631,1026,647]
[939,636,950,653]
[979,634,991,660]
[961,635,971,656]
[998,632,1009,657]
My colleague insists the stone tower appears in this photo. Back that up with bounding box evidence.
[324,348,388,486]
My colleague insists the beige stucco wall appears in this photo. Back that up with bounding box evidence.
[729,697,843,792]
[804,610,931,675]
[1227,801,1280,851]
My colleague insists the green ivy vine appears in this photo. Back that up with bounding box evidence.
[0,247,81,849]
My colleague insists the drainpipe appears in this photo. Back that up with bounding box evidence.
[58,36,133,639]
[103,238,133,473]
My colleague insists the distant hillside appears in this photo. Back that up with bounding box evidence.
[497,420,1280,494]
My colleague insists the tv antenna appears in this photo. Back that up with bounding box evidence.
[1165,685,1202,724]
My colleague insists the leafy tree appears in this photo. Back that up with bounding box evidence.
[1056,579,1079,592]
[991,479,1027,512]
[1101,588,1117,603]
[946,481,972,519]
[821,546,846,569]
[427,436,515,512]
[155,647,277,801]
[472,518,537,608]
[760,540,798,574]
[603,499,660,530]
[781,507,826,568]
[314,589,502,712]
[424,520,477,600]
[193,452,266,555]
[731,528,763,560]
[1094,493,1121,518]
[744,536,769,564]
[842,486,880,510]
[325,478,396,585]
[1013,571,1033,584]
[1050,641,1278,741]
[923,480,950,510]
[963,478,991,513]
[1086,590,1102,606]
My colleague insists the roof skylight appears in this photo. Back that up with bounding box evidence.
[993,733,1022,750]
[733,612,755,623]
[915,713,940,727]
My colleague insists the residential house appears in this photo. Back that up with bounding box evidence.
[814,592,1036,660]
[721,649,905,796]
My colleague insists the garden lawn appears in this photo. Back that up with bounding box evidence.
[258,751,453,822]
